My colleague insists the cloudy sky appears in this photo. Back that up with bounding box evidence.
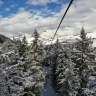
[0,0,96,39]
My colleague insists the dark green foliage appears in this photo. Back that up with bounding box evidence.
[22,30,45,96]
[0,38,3,43]
[13,36,28,57]
[49,27,96,96]
[76,27,93,54]
[75,27,94,96]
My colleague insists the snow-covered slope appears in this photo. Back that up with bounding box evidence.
[0,34,12,44]
[13,32,96,47]
[87,32,96,47]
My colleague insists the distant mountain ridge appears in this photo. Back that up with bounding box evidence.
[2,31,96,47]
[14,32,96,47]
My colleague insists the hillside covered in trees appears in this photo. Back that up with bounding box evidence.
[0,28,96,96]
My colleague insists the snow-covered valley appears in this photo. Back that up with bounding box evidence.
[0,29,96,96]
[13,31,96,47]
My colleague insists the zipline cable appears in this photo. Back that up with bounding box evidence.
[53,0,74,39]
[41,0,74,45]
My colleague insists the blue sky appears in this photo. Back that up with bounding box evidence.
[0,0,27,17]
[0,0,96,39]
[0,0,64,17]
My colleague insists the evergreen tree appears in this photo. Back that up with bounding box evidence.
[51,39,60,89]
[55,45,79,96]
[13,36,28,57]
[0,31,45,96]
[19,36,28,57]
[75,27,94,96]
[22,29,45,96]
[0,40,21,96]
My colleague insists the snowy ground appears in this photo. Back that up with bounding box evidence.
[43,66,56,96]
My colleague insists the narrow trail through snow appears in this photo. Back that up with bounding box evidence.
[43,66,56,96]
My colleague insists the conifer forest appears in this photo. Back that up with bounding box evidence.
[0,28,96,96]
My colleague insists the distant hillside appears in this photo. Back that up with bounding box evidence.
[0,34,12,43]
[14,32,96,47]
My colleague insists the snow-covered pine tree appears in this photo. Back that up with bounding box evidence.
[21,29,45,96]
[0,31,45,96]
[20,36,28,57]
[51,39,60,89]
[55,44,80,96]
[75,27,94,96]
[0,40,21,96]
[13,36,28,57]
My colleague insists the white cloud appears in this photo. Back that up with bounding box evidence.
[10,4,18,8]
[0,0,3,5]
[5,8,10,11]
[26,0,58,5]
[0,0,96,40]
